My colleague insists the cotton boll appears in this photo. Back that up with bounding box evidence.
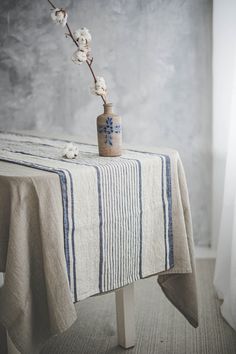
[73,27,92,43]
[95,85,106,96]
[80,28,92,42]
[72,49,88,64]
[63,142,73,155]
[78,42,89,53]
[73,146,79,156]
[51,8,68,27]
[78,36,87,47]
[65,150,75,159]
[63,143,79,159]
[96,77,106,87]
[91,76,107,96]
[51,8,60,22]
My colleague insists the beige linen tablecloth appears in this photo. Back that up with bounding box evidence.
[0,131,198,354]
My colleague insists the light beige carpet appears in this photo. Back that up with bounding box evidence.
[39,260,235,353]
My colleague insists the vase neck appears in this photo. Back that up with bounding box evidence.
[103,103,113,114]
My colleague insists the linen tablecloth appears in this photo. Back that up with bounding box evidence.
[0,131,198,354]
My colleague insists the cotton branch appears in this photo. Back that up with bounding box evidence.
[47,0,107,104]
[48,0,56,9]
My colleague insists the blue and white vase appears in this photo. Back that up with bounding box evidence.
[97,103,122,157]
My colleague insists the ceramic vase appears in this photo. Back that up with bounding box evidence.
[97,103,122,157]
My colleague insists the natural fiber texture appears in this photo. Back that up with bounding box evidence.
[0,131,198,353]
[41,260,236,354]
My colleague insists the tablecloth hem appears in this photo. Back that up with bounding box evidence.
[157,274,199,328]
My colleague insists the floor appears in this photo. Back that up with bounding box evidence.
[41,259,236,354]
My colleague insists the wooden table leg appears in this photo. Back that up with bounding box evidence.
[115,283,136,349]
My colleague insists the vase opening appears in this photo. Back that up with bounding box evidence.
[103,103,113,114]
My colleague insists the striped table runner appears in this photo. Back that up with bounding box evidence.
[0,132,173,302]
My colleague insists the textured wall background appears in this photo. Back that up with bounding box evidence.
[0,0,212,245]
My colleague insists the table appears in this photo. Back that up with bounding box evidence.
[0,131,198,354]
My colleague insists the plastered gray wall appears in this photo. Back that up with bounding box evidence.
[0,0,212,245]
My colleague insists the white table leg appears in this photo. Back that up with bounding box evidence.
[2,274,20,354]
[115,283,136,349]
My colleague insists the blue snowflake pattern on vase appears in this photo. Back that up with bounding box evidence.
[98,117,121,146]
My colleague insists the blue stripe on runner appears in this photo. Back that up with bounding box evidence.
[57,171,71,286]
[165,156,173,267]
[95,166,104,293]
[127,149,174,270]
[160,156,168,269]
[67,171,77,301]
[136,160,143,278]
